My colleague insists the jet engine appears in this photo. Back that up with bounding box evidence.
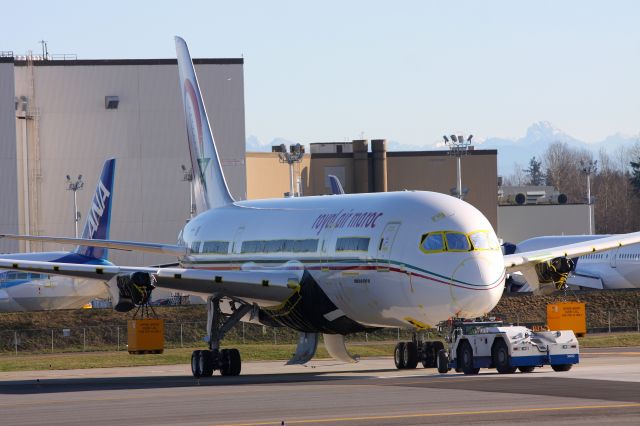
[534,257,575,290]
[114,272,156,312]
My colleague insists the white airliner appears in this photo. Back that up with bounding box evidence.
[505,234,640,291]
[0,159,115,311]
[3,37,640,377]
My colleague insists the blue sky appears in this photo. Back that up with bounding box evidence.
[3,0,639,147]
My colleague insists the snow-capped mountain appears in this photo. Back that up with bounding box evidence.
[478,122,638,175]
[245,135,273,152]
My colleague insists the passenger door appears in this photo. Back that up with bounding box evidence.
[376,222,401,271]
[610,248,618,268]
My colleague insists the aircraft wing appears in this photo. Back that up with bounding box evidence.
[504,231,640,291]
[0,258,299,303]
[0,234,187,256]
[504,231,640,270]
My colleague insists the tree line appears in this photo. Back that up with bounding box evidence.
[504,141,640,234]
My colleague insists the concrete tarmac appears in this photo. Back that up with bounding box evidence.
[1,348,639,425]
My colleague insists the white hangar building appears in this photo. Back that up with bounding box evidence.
[0,54,246,266]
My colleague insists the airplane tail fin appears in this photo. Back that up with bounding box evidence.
[328,175,345,195]
[74,159,116,260]
[175,36,235,212]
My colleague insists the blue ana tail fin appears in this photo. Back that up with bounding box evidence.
[328,175,345,195]
[74,158,115,259]
[175,36,235,211]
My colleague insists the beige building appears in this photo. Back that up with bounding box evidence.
[0,55,246,266]
[247,140,498,229]
[498,204,592,243]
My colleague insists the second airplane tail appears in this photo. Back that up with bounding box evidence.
[74,158,116,260]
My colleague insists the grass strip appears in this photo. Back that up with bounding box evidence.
[1,333,639,372]
[0,343,395,372]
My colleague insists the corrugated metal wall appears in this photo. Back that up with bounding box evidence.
[498,204,592,243]
[0,61,19,253]
[10,60,246,266]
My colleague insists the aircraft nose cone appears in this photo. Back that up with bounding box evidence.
[449,253,504,317]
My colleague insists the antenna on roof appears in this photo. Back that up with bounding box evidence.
[38,40,49,59]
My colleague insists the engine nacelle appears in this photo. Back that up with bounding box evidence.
[114,272,156,312]
[534,257,575,290]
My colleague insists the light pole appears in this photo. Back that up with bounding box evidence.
[276,143,305,197]
[443,134,473,199]
[65,174,84,238]
[181,164,195,219]
[580,159,597,235]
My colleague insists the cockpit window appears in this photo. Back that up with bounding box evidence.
[469,232,490,250]
[420,230,499,254]
[445,232,471,251]
[469,231,500,250]
[421,232,445,253]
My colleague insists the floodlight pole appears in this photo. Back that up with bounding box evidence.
[66,175,84,238]
[456,155,462,201]
[444,134,473,199]
[181,165,195,219]
[278,144,305,197]
[289,162,295,197]
[581,160,597,235]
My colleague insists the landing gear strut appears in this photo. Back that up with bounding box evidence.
[191,296,253,377]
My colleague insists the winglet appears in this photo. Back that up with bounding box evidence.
[175,36,235,211]
[74,159,116,259]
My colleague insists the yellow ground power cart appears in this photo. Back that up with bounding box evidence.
[547,301,586,337]
[127,318,165,354]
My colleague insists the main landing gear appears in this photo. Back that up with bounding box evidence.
[191,296,254,377]
[394,336,445,370]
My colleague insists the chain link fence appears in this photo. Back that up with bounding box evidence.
[0,322,418,356]
[1,307,638,356]
[492,307,640,334]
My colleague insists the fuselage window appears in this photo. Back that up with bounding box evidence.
[190,241,202,254]
[293,239,319,252]
[336,237,370,252]
[240,239,319,254]
[9,272,29,280]
[445,232,471,251]
[241,240,264,253]
[202,241,229,254]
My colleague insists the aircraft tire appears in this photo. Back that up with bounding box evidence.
[220,348,242,376]
[518,366,535,373]
[403,341,418,369]
[431,341,445,368]
[394,342,406,369]
[493,339,516,374]
[191,350,202,377]
[437,349,450,374]
[421,342,433,368]
[458,340,480,375]
[551,364,572,372]
[199,350,214,377]
[228,348,242,376]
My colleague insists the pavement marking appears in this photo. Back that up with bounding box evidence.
[215,403,640,426]
[585,352,640,356]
